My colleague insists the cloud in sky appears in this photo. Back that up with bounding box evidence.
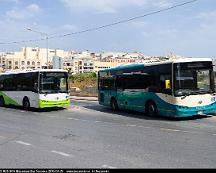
[60,0,174,14]
[0,0,19,3]
[6,3,41,20]
[60,0,144,13]
[153,0,173,8]
[196,10,216,21]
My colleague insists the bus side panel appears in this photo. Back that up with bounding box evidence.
[115,91,177,117]
[98,90,112,107]
[98,85,177,116]
[0,91,40,108]
[15,91,40,108]
[0,91,19,106]
[117,90,149,112]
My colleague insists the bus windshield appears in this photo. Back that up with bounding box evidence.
[39,72,68,94]
[174,62,214,96]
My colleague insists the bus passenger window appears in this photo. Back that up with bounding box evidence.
[99,79,115,90]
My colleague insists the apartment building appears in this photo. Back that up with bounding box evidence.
[64,51,95,74]
[0,47,69,71]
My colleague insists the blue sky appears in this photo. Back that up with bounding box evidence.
[0,0,215,57]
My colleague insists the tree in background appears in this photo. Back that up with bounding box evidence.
[68,72,97,96]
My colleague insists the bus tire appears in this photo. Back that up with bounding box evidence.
[111,98,119,111]
[146,101,158,117]
[0,96,5,107]
[23,97,30,110]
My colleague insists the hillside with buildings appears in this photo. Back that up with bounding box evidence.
[0,47,215,96]
[0,47,170,74]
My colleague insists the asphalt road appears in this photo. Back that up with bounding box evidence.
[0,99,216,168]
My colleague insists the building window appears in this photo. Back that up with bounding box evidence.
[15,61,18,65]
[32,61,35,66]
[37,62,40,66]
[15,66,19,69]
[27,61,30,65]
[8,61,12,64]
[21,61,25,65]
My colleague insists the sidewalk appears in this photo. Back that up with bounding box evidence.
[70,96,98,101]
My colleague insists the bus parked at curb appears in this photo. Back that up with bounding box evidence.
[98,58,216,118]
[0,69,70,110]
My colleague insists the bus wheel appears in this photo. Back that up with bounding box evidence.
[23,97,30,110]
[146,101,158,117]
[0,96,5,107]
[111,98,119,111]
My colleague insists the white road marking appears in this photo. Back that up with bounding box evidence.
[48,116,56,118]
[68,118,80,121]
[16,141,32,146]
[51,150,71,157]
[126,124,137,127]
[181,130,191,133]
[137,125,151,129]
[160,128,181,132]
[102,165,117,169]
[68,117,91,122]
[94,121,102,123]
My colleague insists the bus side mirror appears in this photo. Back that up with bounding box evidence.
[165,80,171,89]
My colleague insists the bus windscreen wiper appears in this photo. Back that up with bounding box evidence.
[191,90,208,94]
[181,92,190,99]
[176,90,191,99]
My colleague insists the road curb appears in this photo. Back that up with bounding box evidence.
[70,96,98,101]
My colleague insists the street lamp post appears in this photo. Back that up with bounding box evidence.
[26,28,49,67]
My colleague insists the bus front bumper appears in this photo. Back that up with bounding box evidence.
[175,104,216,117]
[39,99,70,108]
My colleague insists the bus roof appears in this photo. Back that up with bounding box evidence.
[0,69,68,75]
[99,58,213,72]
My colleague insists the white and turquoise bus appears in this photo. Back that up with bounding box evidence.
[0,69,70,110]
[98,58,216,118]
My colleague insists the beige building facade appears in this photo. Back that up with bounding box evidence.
[0,47,69,71]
